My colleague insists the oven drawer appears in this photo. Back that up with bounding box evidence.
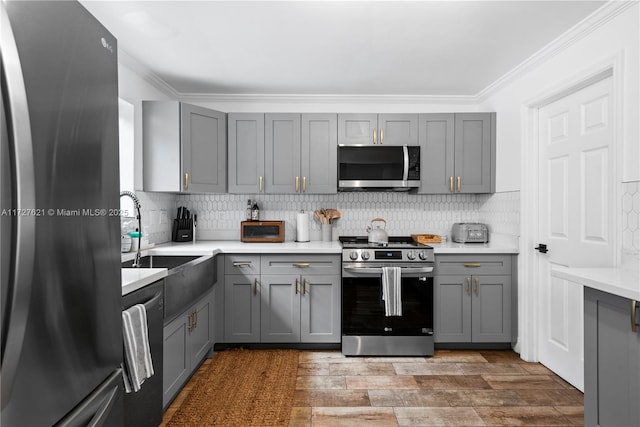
[225,254,261,275]
[261,255,340,275]
[435,255,511,276]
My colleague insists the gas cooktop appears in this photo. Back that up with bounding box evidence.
[339,236,432,249]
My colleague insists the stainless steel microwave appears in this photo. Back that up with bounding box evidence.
[338,145,420,191]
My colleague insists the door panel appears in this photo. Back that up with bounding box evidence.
[228,113,264,193]
[300,275,340,343]
[301,114,337,194]
[224,274,260,342]
[261,275,301,342]
[538,76,614,391]
[434,275,471,342]
[265,113,300,193]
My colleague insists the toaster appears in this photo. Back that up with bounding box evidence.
[451,223,489,243]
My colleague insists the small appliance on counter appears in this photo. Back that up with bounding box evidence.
[451,222,489,243]
[240,220,284,243]
[172,206,193,242]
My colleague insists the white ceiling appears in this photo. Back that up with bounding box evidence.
[81,1,606,96]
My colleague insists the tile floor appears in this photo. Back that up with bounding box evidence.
[162,349,584,426]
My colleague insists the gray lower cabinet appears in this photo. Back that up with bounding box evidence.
[584,288,640,427]
[228,113,337,194]
[338,113,418,145]
[220,254,341,343]
[419,113,495,194]
[143,101,226,193]
[162,289,214,408]
[434,255,512,343]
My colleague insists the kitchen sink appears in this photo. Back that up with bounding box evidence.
[122,254,216,323]
[121,255,201,271]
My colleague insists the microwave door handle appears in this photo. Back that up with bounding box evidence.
[402,145,409,181]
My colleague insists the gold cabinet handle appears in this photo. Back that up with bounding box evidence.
[302,176,307,193]
[373,128,377,144]
[233,261,252,268]
[194,309,198,329]
[632,300,638,333]
[293,263,310,268]
[254,278,258,296]
[380,128,384,144]
[303,278,307,295]
[184,172,189,190]
[450,176,454,193]
[466,277,471,296]
[474,277,479,296]
[259,176,263,192]
[464,263,481,268]
[295,176,299,192]
[457,176,461,192]
[295,278,299,295]
[188,311,194,332]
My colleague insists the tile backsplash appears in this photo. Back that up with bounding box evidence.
[621,181,640,270]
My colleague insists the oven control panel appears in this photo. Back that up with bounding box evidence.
[344,248,434,263]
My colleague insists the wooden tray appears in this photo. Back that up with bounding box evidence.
[411,233,442,244]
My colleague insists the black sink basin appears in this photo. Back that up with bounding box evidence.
[121,255,200,271]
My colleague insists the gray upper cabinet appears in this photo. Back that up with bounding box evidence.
[584,288,640,427]
[228,113,337,194]
[143,101,226,193]
[419,113,495,194]
[228,113,265,193]
[301,114,337,193]
[338,113,418,146]
[265,113,301,194]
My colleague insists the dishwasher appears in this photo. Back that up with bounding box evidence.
[122,280,164,427]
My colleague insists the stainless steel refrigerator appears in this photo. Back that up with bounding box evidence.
[1,1,123,425]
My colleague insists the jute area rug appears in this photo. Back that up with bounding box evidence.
[165,349,299,426]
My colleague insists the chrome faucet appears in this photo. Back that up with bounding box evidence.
[119,191,142,267]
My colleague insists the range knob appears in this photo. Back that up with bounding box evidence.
[349,251,359,261]
[419,251,429,260]
[360,251,371,261]
[407,251,416,260]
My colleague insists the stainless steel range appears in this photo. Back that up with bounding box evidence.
[340,236,434,356]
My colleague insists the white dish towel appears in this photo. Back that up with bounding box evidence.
[122,304,154,393]
[381,266,402,316]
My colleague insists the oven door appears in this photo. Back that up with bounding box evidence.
[341,265,433,336]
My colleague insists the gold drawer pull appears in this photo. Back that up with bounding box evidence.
[466,277,471,296]
[303,278,307,295]
[457,176,461,192]
[233,262,252,267]
[295,278,299,295]
[450,176,454,192]
[293,263,310,268]
[463,263,481,268]
[474,277,480,296]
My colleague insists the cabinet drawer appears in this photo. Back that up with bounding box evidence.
[225,254,261,275]
[436,255,511,275]
[261,255,340,275]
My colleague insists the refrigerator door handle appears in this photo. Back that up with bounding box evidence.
[0,4,37,406]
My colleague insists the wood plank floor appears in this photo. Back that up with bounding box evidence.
[162,349,584,426]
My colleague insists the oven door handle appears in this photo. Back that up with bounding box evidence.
[343,266,433,275]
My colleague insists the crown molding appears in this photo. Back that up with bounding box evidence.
[118,49,179,98]
[475,0,637,103]
[176,92,477,105]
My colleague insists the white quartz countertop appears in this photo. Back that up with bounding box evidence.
[122,268,167,296]
[121,239,519,293]
[552,266,640,301]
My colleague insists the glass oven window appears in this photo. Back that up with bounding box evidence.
[342,276,433,335]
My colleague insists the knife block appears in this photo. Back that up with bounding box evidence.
[172,219,193,242]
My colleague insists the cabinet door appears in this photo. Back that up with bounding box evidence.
[181,104,226,193]
[434,275,472,342]
[378,114,418,146]
[189,292,213,368]
[584,288,640,427]
[261,275,301,343]
[300,275,341,343]
[471,275,511,342]
[228,113,265,193]
[301,114,337,194]
[163,313,189,408]
[454,113,493,193]
[224,274,261,342]
[338,114,378,145]
[418,113,455,194]
[265,113,301,194]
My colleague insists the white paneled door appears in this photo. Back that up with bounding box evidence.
[537,76,615,392]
